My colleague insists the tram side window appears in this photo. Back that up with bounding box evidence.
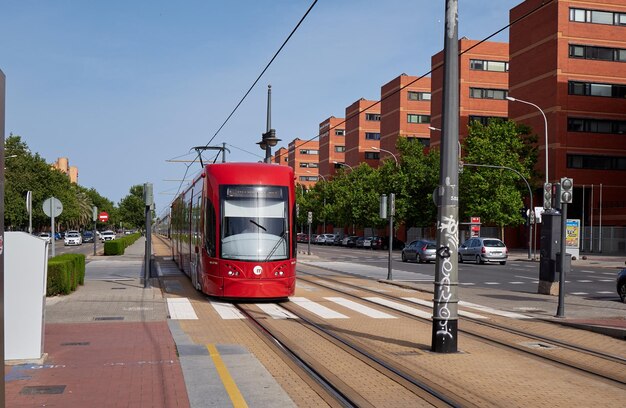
[205,199,216,257]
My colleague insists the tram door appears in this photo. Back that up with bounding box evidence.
[190,192,202,290]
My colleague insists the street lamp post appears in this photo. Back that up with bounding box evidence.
[332,161,353,171]
[307,171,326,233]
[371,147,398,166]
[506,96,549,185]
[257,85,281,163]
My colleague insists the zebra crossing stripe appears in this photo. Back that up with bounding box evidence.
[289,297,349,319]
[256,303,298,319]
[458,301,532,319]
[401,297,487,319]
[210,301,245,319]
[324,297,397,319]
[167,298,198,320]
[365,297,432,319]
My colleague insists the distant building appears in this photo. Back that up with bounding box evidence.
[288,138,320,188]
[272,147,289,165]
[344,98,381,169]
[380,74,432,159]
[52,157,78,184]
[509,0,626,228]
[318,116,346,179]
[429,38,509,148]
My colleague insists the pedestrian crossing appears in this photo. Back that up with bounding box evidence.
[166,294,536,322]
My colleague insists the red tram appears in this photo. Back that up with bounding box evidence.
[170,162,296,299]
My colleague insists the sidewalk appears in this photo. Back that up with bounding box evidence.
[4,237,190,408]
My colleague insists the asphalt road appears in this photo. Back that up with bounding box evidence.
[306,244,620,301]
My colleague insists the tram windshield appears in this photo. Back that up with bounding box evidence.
[220,185,289,261]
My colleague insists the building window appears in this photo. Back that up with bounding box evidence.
[334,146,345,152]
[569,7,626,26]
[470,59,509,72]
[469,116,507,126]
[568,81,626,98]
[365,132,381,140]
[569,44,626,62]
[408,91,431,101]
[299,162,318,168]
[299,176,319,182]
[567,154,626,171]
[407,137,431,147]
[299,149,319,155]
[567,117,626,134]
[365,113,381,121]
[335,129,345,136]
[407,114,431,124]
[469,87,508,100]
[364,152,379,160]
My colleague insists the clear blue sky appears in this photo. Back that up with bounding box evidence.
[1,0,521,217]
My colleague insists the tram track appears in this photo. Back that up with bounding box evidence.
[235,302,474,407]
[297,265,626,388]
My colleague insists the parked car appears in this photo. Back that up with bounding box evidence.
[296,233,309,243]
[82,231,95,243]
[458,237,508,265]
[64,231,83,246]
[315,234,327,244]
[100,230,117,241]
[355,237,365,248]
[322,234,336,245]
[333,235,343,245]
[370,236,385,249]
[38,232,51,243]
[402,240,437,263]
[343,236,358,247]
[385,236,406,250]
[617,268,626,303]
[357,236,372,249]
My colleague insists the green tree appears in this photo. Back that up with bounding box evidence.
[460,119,538,239]
[118,185,147,229]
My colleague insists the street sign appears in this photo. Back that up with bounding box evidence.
[307,211,312,224]
[99,211,109,222]
[42,197,63,218]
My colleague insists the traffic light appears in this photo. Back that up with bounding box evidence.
[551,183,561,210]
[560,177,573,204]
[543,182,552,210]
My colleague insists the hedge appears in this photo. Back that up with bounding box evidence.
[47,253,86,296]
[104,232,142,256]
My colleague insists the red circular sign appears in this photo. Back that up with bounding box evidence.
[98,211,109,222]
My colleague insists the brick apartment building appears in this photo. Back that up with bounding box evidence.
[344,98,381,169]
[288,138,320,188]
[272,147,289,165]
[380,74,432,158]
[318,116,346,179]
[509,0,626,230]
[429,39,510,148]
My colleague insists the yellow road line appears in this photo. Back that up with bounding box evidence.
[206,344,249,408]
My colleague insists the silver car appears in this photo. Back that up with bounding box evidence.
[459,237,508,265]
[402,240,437,263]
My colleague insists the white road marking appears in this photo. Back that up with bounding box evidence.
[290,297,348,319]
[596,291,614,295]
[325,297,397,319]
[458,301,532,319]
[402,297,487,319]
[509,282,525,284]
[167,298,198,320]
[577,280,593,283]
[364,297,432,319]
[484,282,500,285]
[210,301,245,319]
[460,282,475,285]
[571,292,588,296]
[256,304,298,319]
[515,275,537,280]
[599,279,613,282]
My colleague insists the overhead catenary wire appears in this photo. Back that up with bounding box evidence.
[204,0,318,149]
[271,0,556,164]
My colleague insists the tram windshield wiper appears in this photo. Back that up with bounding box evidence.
[249,219,267,231]
[265,230,287,262]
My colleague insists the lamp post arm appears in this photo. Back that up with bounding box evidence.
[463,163,534,259]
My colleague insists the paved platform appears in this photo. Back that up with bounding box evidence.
[5,237,625,407]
